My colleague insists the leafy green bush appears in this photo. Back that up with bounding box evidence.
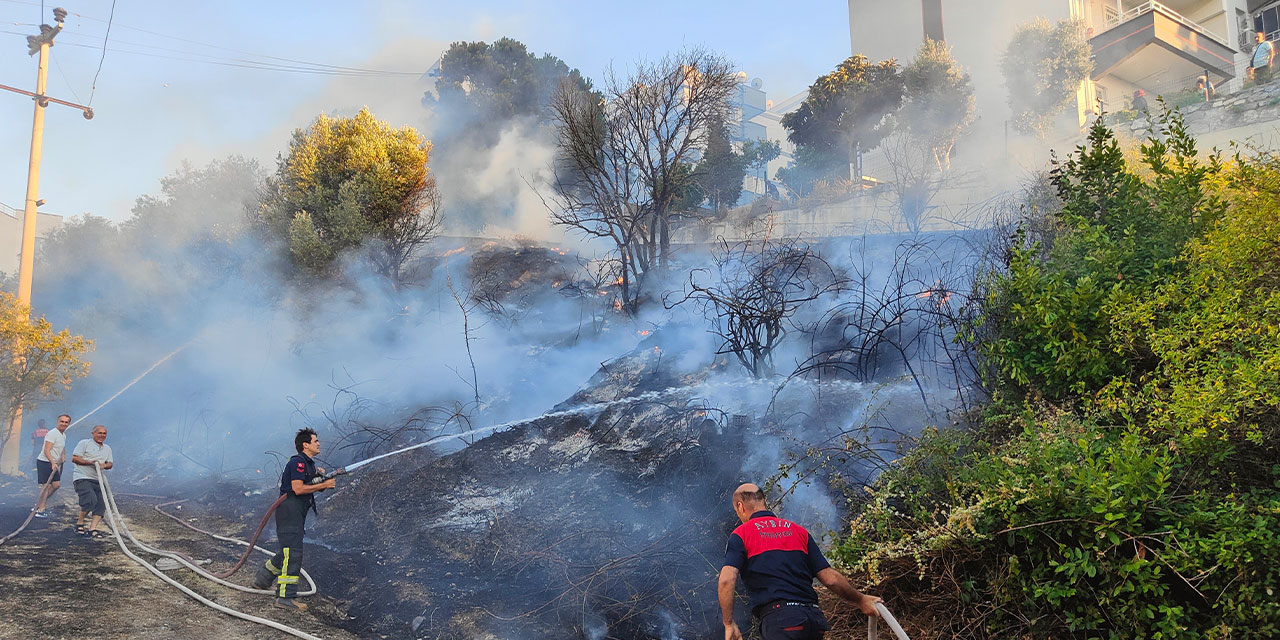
[837,421,1280,638]
[976,110,1222,404]
[835,111,1280,638]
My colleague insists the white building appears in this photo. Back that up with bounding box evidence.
[0,203,62,276]
[848,0,1263,123]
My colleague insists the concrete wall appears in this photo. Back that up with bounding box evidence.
[1116,78,1280,142]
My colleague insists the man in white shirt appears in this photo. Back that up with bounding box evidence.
[32,414,71,518]
[70,425,114,537]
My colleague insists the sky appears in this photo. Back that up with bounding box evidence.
[0,0,853,224]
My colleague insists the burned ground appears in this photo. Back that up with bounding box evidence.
[312,346,753,639]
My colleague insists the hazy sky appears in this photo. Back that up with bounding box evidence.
[0,0,852,223]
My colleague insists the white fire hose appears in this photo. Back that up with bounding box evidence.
[96,463,325,640]
[868,602,911,640]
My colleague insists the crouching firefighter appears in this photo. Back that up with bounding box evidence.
[254,428,337,611]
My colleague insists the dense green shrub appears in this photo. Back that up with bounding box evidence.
[977,111,1222,403]
[834,111,1280,638]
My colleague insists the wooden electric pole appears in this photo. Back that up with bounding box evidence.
[0,6,94,476]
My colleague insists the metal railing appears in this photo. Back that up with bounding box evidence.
[1102,0,1228,46]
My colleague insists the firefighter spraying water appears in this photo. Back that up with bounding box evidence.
[253,428,335,611]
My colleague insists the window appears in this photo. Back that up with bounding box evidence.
[1256,5,1280,42]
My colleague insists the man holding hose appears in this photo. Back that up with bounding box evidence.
[718,483,881,639]
[70,425,113,538]
[254,428,336,611]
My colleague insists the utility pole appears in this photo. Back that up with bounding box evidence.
[0,7,94,476]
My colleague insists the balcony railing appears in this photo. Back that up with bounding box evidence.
[1102,1,1228,46]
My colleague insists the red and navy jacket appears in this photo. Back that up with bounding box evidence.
[279,453,319,511]
[723,510,830,615]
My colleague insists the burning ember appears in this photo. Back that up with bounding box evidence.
[442,246,467,257]
[613,277,624,285]
[613,300,623,311]
[637,330,650,336]
[917,288,952,305]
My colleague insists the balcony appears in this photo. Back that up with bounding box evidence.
[1090,1,1238,88]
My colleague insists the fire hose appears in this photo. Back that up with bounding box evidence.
[150,468,342,582]
[97,463,325,640]
[868,602,911,640]
[98,474,321,595]
[0,476,57,546]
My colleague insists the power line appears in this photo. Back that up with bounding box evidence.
[0,30,420,78]
[52,54,81,102]
[87,0,114,105]
[0,0,422,76]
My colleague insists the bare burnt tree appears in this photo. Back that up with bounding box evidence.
[787,238,975,412]
[880,129,947,235]
[446,261,484,407]
[666,231,846,378]
[289,372,474,462]
[550,48,738,313]
[368,175,444,286]
[554,255,617,340]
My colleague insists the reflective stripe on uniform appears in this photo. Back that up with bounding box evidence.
[277,547,293,597]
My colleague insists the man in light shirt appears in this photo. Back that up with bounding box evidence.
[1249,31,1275,84]
[70,425,114,537]
[32,414,71,518]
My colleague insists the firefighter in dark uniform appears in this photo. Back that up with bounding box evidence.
[254,428,336,611]
[718,483,881,640]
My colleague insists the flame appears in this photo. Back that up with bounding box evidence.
[613,300,623,311]
[637,330,651,336]
[652,346,661,353]
[613,277,624,285]
[552,281,561,288]
[443,246,467,257]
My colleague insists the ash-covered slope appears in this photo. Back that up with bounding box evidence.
[314,345,752,640]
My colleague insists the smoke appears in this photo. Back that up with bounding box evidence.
[434,121,564,240]
[9,27,998,640]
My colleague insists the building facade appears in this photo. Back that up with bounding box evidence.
[847,0,1271,125]
[0,203,62,276]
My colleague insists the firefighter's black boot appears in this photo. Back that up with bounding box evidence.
[254,558,279,590]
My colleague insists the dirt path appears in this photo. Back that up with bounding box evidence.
[0,478,360,640]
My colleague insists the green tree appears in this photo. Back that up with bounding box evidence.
[0,293,93,475]
[258,108,442,282]
[1000,18,1093,137]
[696,116,747,211]
[741,138,781,198]
[426,37,597,139]
[902,38,975,171]
[780,55,903,191]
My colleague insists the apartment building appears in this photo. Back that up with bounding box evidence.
[848,0,1267,123]
[1082,0,1252,112]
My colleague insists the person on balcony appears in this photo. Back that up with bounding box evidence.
[1248,31,1275,84]
[1196,76,1215,102]
[1131,89,1149,113]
